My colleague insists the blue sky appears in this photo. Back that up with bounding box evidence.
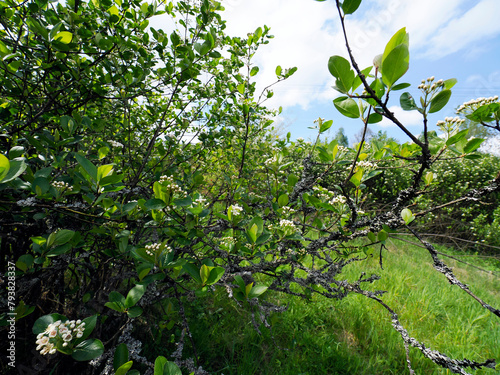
[220,0,500,144]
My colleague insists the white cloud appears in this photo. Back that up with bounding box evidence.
[419,0,500,59]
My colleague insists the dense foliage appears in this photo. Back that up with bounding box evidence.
[1,0,499,374]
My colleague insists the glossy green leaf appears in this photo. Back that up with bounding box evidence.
[464,138,485,154]
[328,55,354,93]
[0,154,10,181]
[429,89,451,113]
[320,119,333,133]
[401,208,415,224]
[144,199,167,210]
[75,154,97,181]
[278,194,289,207]
[53,31,73,44]
[72,339,104,361]
[446,129,468,146]
[333,97,360,118]
[115,361,133,375]
[400,92,418,111]
[381,44,409,87]
[342,0,362,15]
[247,285,268,299]
[125,284,146,308]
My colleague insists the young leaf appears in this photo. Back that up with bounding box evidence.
[320,119,333,133]
[401,208,415,224]
[115,361,133,375]
[0,154,10,181]
[53,31,73,44]
[381,44,409,87]
[247,285,268,299]
[446,129,468,146]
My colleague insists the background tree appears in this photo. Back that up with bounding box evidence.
[0,0,499,374]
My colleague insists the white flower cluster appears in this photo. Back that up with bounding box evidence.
[337,146,348,153]
[52,181,73,191]
[36,319,86,355]
[264,156,278,167]
[193,196,206,206]
[313,185,335,200]
[107,140,124,148]
[145,242,171,257]
[417,76,444,91]
[231,204,243,216]
[296,137,304,142]
[279,219,296,231]
[220,236,236,247]
[159,175,185,195]
[329,195,346,205]
[281,206,296,216]
[356,160,377,169]
[457,96,499,113]
[436,117,466,127]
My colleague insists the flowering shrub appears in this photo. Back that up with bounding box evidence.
[0,1,499,374]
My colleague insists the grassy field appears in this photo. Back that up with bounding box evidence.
[179,240,500,374]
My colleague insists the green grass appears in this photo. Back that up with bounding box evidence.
[173,240,500,374]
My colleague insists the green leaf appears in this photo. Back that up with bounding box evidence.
[424,172,434,186]
[328,56,354,93]
[400,92,418,111]
[0,158,26,183]
[53,229,75,246]
[144,199,166,210]
[382,27,409,63]
[429,89,451,113]
[443,78,457,90]
[206,266,225,285]
[250,66,259,76]
[126,306,143,318]
[320,119,333,133]
[464,138,485,154]
[97,164,114,181]
[154,356,181,375]
[247,285,268,299]
[278,194,289,207]
[53,31,73,44]
[247,223,258,243]
[183,263,202,283]
[367,113,382,124]
[125,284,146,308]
[200,264,211,285]
[173,197,192,207]
[401,208,415,224]
[367,232,377,243]
[377,229,388,242]
[115,361,133,375]
[342,0,362,14]
[0,154,10,181]
[446,129,468,146]
[391,82,411,91]
[381,44,409,87]
[75,154,97,181]
[333,97,360,118]
[72,339,104,361]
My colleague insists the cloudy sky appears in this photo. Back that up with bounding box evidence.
[218,0,500,143]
